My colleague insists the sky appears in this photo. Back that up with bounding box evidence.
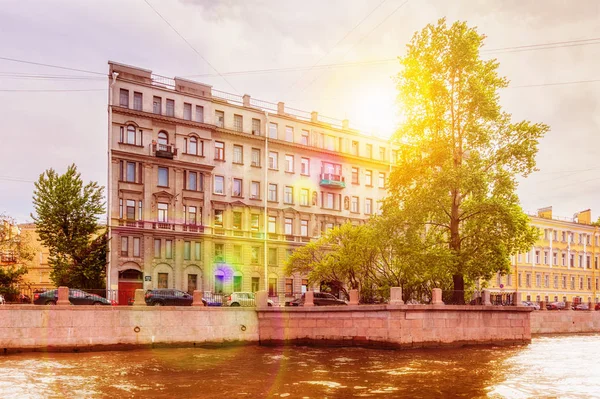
[1,0,600,223]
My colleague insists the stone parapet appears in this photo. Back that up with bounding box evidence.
[531,310,600,334]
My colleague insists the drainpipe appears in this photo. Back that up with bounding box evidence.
[106,71,118,297]
[263,111,269,293]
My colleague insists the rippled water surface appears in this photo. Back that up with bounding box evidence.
[1,335,599,398]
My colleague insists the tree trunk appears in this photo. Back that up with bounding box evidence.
[452,274,465,304]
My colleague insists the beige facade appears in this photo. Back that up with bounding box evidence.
[107,61,395,304]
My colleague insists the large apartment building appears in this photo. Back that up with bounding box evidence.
[107,61,395,304]
[487,207,600,305]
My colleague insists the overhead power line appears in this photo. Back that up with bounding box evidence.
[143,0,239,94]
[285,0,388,93]
[0,88,105,92]
[0,56,105,76]
[508,78,600,89]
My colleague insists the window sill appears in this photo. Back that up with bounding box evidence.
[157,185,170,188]
[283,202,295,206]
[251,164,262,168]
[300,173,310,177]
[268,168,279,171]
[119,180,142,185]
[183,189,204,193]
[214,158,226,162]
[118,142,144,148]
[365,184,373,188]
[299,204,310,207]
[232,195,244,199]
[268,200,279,203]
[213,192,225,196]
[351,182,360,185]
[232,162,244,166]
[285,171,295,174]
[249,197,262,201]
[182,153,205,158]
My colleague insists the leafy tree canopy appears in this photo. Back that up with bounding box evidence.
[386,19,547,302]
[31,164,107,289]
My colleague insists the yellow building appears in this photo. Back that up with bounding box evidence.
[487,207,599,305]
[14,224,53,291]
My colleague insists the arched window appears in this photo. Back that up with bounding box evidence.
[189,137,197,155]
[215,270,225,294]
[127,125,136,144]
[157,131,168,151]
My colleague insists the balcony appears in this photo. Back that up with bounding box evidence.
[319,173,346,189]
[152,143,177,159]
[118,219,144,228]
[182,224,204,233]
[152,222,175,230]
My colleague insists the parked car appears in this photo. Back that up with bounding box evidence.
[546,301,566,310]
[522,301,540,310]
[33,289,115,306]
[573,303,589,311]
[226,292,273,307]
[595,303,600,311]
[0,294,5,305]
[145,289,193,306]
[285,292,347,307]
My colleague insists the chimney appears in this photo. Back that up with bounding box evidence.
[277,102,285,115]
[576,209,591,224]
[243,94,251,107]
[537,206,552,219]
[311,111,318,123]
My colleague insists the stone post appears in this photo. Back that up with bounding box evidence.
[311,111,318,123]
[431,288,443,305]
[588,302,594,311]
[56,286,70,306]
[342,119,349,130]
[192,290,205,307]
[304,291,315,307]
[539,301,546,311]
[348,289,359,305]
[565,301,572,310]
[277,102,285,115]
[513,292,520,306]
[482,289,492,306]
[255,290,268,308]
[243,94,250,107]
[133,289,146,307]
[390,287,404,305]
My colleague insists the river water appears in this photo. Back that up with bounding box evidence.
[0,335,599,398]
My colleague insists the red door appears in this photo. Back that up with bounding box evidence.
[118,281,143,305]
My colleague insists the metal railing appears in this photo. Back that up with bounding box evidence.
[213,89,243,105]
[151,74,175,89]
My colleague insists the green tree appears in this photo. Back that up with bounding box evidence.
[387,19,546,303]
[0,214,34,298]
[31,164,107,288]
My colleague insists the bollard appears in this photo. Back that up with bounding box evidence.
[431,288,443,305]
[192,290,205,307]
[390,287,404,305]
[348,290,359,305]
[482,290,492,306]
[304,291,315,307]
[133,289,146,306]
[588,302,594,312]
[539,301,546,311]
[513,292,520,306]
[565,301,572,310]
[56,286,70,306]
[255,290,268,308]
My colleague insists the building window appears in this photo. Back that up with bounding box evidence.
[543,251,548,265]
[120,124,142,146]
[187,171,198,191]
[378,172,386,188]
[351,196,359,213]
[351,140,359,155]
[379,146,386,161]
[526,273,531,287]
[285,278,293,296]
[301,130,309,145]
[325,223,334,232]
[165,240,173,259]
[188,206,198,225]
[268,216,276,233]
[251,247,260,264]
[285,126,294,142]
[300,220,308,237]
[252,277,260,292]
[214,176,224,195]
[587,255,591,269]
[562,276,567,289]
[195,105,204,122]
[365,170,372,186]
[554,275,558,288]
[214,243,224,262]
[185,136,201,155]
[366,144,373,158]
[579,255,583,268]
[268,248,277,265]
[507,274,512,286]
[324,193,334,209]
[121,236,128,256]
[252,118,261,135]
[233,212,242,230]
[233,145,243,164]
[119,89,129,107]
[158,167,168,187]
[133,237,140,257]
[165,99,174,117]
[214,209,223,227]
[570,254,575,267]
[251,214,260,231]
[184,241,191,260]
[215,141,225,160]
[553,252,557,265]
[153,96,161,114]
[300,188,309,206]
[365,198,373,215]
[195,242,201,260]
[183,103,192,120]
[187,274,197,294]
[158,273,168,289]
[154,239,161,258]
[233,114,243,132]
[285,218,293,235]
[301,158,309,175]
[133,92,142,110]
[562,253,566,266]
[284,186,293,204]
[269,151,278,169]
[215,272,224,293]
[544,274,549,287]
[215,110,224,128]
[157,203,168,222]
[268,183,277,202]
[285,155,294,173]
[325,135,335,151]
[126,162,136,182]
[269,122,277,139]
[251,181,260,200]
[351,167,359,184]
[251,148,261,167]
[126,200,135,220]
[535,251,540,264]
[233,275,242,292]
[233,178,243,197]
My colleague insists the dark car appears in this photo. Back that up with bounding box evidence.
[573,303,589,311]
[285,292,347,307]
[595,303,600,311]
[33,289,115,306]
[546,301,566,310]
[144,289,193,306]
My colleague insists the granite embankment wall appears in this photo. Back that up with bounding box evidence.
[530,310,600,334]
[258,305,532,349]
[0,305,258,352]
